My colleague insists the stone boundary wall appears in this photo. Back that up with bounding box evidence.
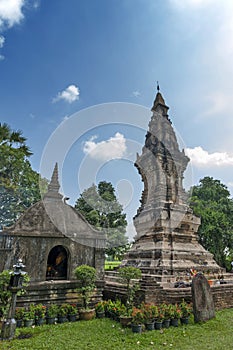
[15,280,105,308]
[142,284,233,310]
[104,272,233,310]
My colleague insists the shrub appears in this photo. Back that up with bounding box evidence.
[179,299,193,318]
[74,265,96,310]
[33,304,46,319]
[131,307,144,325]
[46,304,58,318]
[58,304,70,317]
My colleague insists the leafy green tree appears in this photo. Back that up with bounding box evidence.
[190,177,233,269]
[0,123,47,229]
[75,181,128,257]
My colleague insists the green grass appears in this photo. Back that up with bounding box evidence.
[104,261,121,270]
[1,308,232,350]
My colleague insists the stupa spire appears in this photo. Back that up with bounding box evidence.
[151,83,169,114]
[44,163,63,200]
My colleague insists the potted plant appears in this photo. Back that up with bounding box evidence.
[57,303,69,323]
[66,304,78,322]
[118,267,141,312]
[154,306,164,330]
[119,307,133,327]
[170,304,182,327]
[179,299,192,324]
[131,307,144,333]
[95,301,106,319]
[160,303,172,328]
[23,305,35,327]
[34,304,46,326]
[46,304,58,324]
[74,265,96,320]
[110,300,125,321]
[141,303,155,331]
[15,307,24,328]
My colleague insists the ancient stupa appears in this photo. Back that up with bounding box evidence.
[122,87,220,277]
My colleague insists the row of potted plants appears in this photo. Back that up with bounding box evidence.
[95,299,193,333]
[14,265,99,327]
[15,303,78,327]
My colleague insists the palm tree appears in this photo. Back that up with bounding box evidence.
[0,123,32,156]
[0,123,32,188]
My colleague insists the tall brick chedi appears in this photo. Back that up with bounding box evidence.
[122,88,220,276]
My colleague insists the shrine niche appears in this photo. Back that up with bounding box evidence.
[46,245,68,280]
[0,164,106,283]
[121,87,221,277]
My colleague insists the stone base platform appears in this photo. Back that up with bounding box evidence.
[16,279,105,308]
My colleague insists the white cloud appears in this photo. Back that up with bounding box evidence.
[53,85,80,104]
[83,132,127,162]
[132,90,141,98]
[0,0,25,29]
[186,146,233,167]
[0,35,5,48]
[0,54,4,60]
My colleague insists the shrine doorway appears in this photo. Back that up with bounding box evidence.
[46,245,68,280]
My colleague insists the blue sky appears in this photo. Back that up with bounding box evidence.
[1,0,233,239]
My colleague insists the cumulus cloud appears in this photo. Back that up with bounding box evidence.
[186,146,233,167]
[0,0,25,29]
[83,133,127,161]
[53,85,80,104]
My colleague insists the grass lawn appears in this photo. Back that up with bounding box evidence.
[0,308,232,350]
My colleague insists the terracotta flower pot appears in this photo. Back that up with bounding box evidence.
[79,309,95,321]
[120,316,132,327]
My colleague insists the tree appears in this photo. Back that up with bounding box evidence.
[74,265,96,310]
[0,123,47,229]
[75,181,128,257]
[190,177,233,269]
[0,123,32,188]
[118,267,141,311]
